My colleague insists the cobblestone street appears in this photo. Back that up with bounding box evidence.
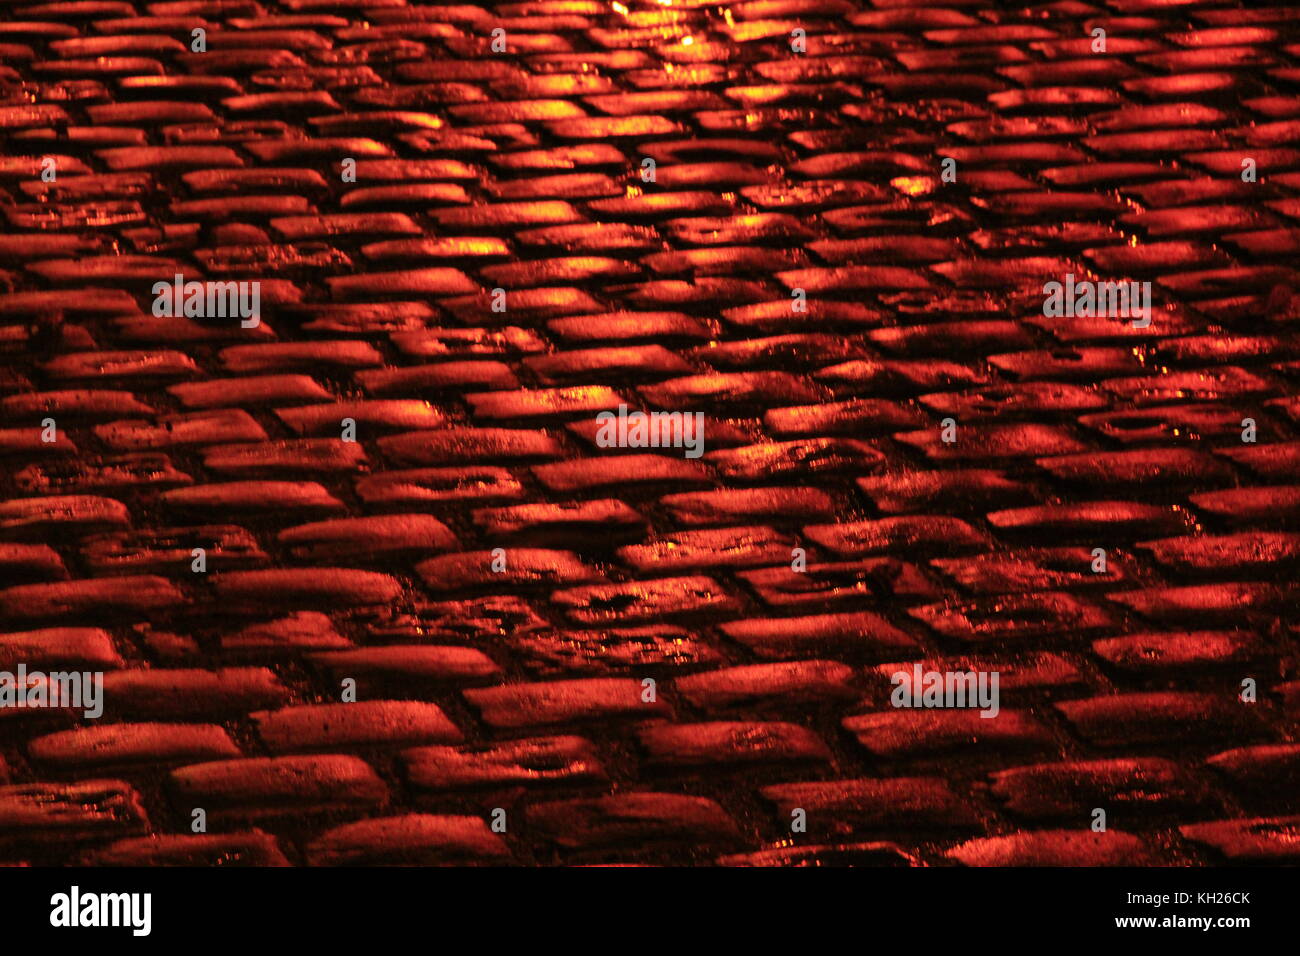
[0,0,1298,866]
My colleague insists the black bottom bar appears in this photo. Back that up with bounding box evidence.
[1,865,1280,943]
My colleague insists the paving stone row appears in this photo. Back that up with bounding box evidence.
[0,0,1298,865]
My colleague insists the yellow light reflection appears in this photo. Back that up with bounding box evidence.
[891,175,933,196]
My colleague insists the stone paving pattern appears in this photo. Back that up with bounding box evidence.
[0,0,1298,866]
